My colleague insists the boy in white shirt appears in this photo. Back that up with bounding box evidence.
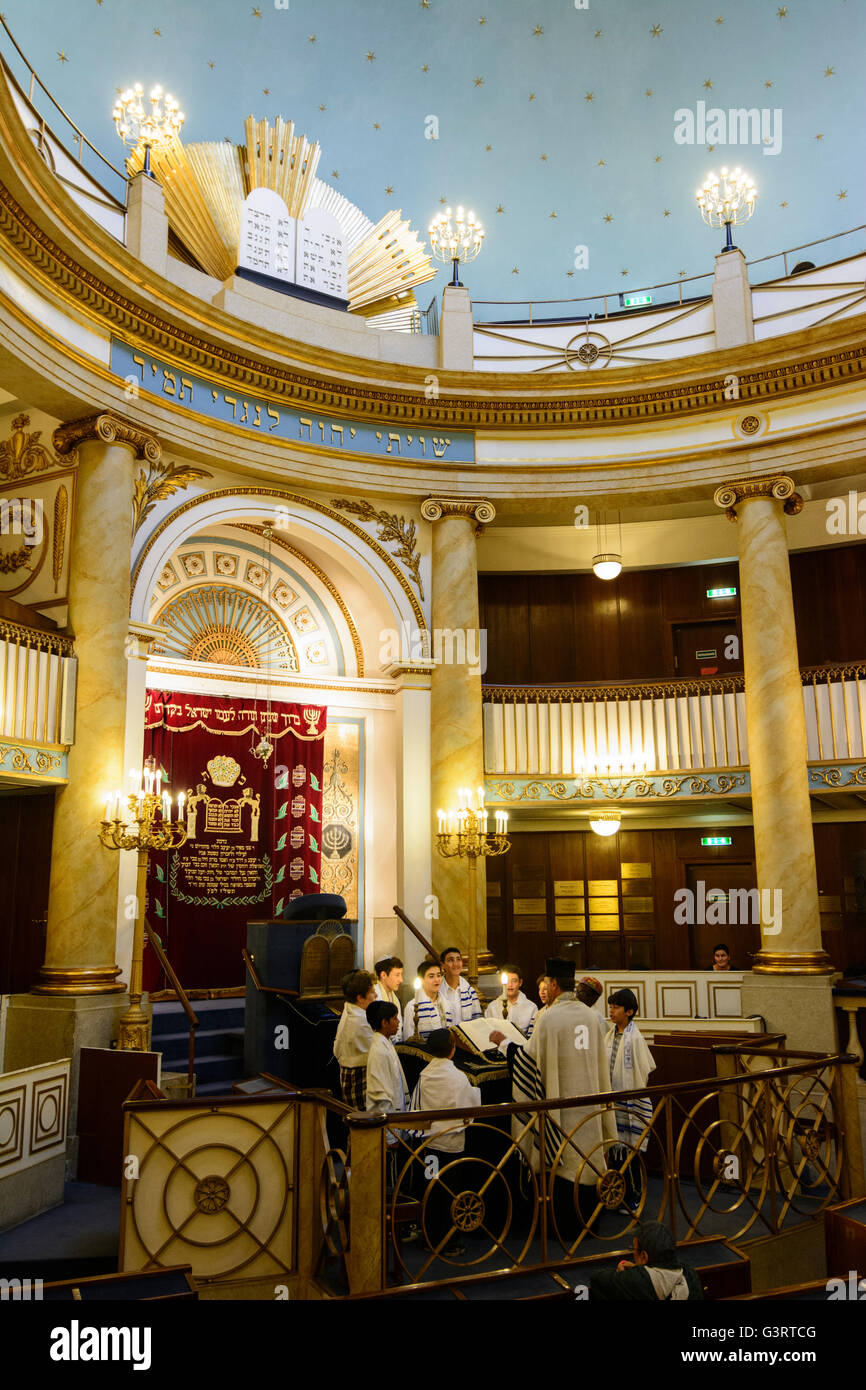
[374,956,404,1041]
[484,963,538,1038]
[365,1000,409,1148]
[409,1028,482,1257]
[439,946,482,1023]
[332,969,377,1109]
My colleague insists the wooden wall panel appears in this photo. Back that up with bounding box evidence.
[480,543,866,686]
[0,792,54,994]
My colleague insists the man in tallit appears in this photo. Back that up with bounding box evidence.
[589,1221,703,1300]
[490,956,617,1235]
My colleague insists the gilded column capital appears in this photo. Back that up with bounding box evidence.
[713,475,804,522]
[53,413,162,464]
[421,497,496,529]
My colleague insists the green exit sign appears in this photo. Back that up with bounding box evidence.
[621,292,653,307]
[707,586,737,598]
[702,836,732,846]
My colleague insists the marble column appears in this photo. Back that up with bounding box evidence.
[35,414,162,994]
[713,476,831,977]
[420,498,494,961]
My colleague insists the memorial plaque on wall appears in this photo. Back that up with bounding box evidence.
[238,188,296,282]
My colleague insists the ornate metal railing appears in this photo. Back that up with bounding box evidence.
[482,663,866,779]
[0,617,75,778]
[325,1048,863,1295]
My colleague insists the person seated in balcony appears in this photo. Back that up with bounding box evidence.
[606,988,656,1215]
[440,946,482,1022]
[374,955,404,1040]
[589,1222,703,1300]
[484,963,538,1037]
[333,969,377,1109]
[712,942,732,971]
[403,959,452,1041]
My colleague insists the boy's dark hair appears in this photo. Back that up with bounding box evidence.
[547,961,576,990]
[418,958,442,978]
[636,1221,677,1266]
[366,1000,398,1031]
[712,943,730,955]
[342,969,375,1003]
[440,946,464,963]
[608,987,639,1018]
[375,955,403,977]
[427,1028,455,1058]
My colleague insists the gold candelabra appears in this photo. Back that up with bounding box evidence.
[428,205,484,287]
[99,758,188,1050]
[696,165,756,253]
[436,788,509,988]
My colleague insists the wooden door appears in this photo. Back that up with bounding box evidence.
[685,862,761,971]
[0,791,54,994]
[673,619,742,677]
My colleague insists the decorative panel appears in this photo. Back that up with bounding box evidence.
[657,981,697,1019]
[709,982,743,1018]
[623,914,656,932]
[555,915,586,933]
[587,897,619,913]
[589,915,620,932]
[120,1096,296,1283]
[622,897,654,913]
[319,724,360,918]
[554,897,584,912]
[0,1060,69,1180]
[511,915,547,932]
[514,898,547,915]
[621,863,652,879]
[554,880,584,896]
[588,880,618,895]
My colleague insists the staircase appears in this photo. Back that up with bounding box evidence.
[151,997,246,1096]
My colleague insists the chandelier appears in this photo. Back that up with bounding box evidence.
[428,205,485,287]
[696,166,757,253]
[113,83,185,177]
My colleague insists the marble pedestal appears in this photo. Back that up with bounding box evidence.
[739,972,837,1053]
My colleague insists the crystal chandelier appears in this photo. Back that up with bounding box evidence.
[113,83,185,177]
[428,205,485,287]
[696,166,757,253]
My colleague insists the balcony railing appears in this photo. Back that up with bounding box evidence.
[482,664,866,780]
[0,618,76,777]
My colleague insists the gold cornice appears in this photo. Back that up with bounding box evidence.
[0,158,864,431]
[146,664,393,696]
[713,474,804,520]
[132,487,428,635]
[53,412,161,462]
[751,950,834,976]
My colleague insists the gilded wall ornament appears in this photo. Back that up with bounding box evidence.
[131,458,212,536]
[52,483,68,593]
[331,498,425,599]
[0,413,69,480]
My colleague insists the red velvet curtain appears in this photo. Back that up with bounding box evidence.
[143,690,326,989]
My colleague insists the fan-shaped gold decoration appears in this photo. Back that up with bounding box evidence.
[152,584,299,671]
[126,116,435,317]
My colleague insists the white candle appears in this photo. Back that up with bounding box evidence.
[477,785,485,807]
[437,809,445,834]
[114,791,122,821]
[481,809,488,835]
[177,791,186,821]
[104,795,112,823]
[162,791,171,820]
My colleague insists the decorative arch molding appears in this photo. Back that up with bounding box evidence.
[131,489,429,671]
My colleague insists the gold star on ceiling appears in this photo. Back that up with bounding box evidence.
[153,29,161,37]
[594,29,603,38]
[654,154,662,162]
[715,15,724,23]
[765,79,773,87]
[252,6,262,16]
[208,61,215,70]
[57,50,68,62]
[366,51,376,61]
[528,92,536,100]
[540,152,548,161]
[824,66,835,77]
[385,186,394,196]
[263,87,270,95]
[485,143,492,151]
[309,35,316,43]
[496,204,505,213]
[421,64,429,72]
[598,159,606,167]
[780,201,788,208]
[440,195,447,203]
[474,75,484,86]
[663,209,671,217]
[645,89,653,98]
[704,79,713,89]
[332,170,339,178]
[567,270,574,277]
[838,189,848,199]
[621,269,629,277]
[478,16,486,24]
[585,92,594,102]
[373,121,380,129]
[707,144,716,153]
[679,270,687,277]
[420,0,430,8]
[320,104,327,111]
[815,132,824,140]
[650,24,662,37]
[603,213,613,222]
[549,210,557,218]
[512,266,519,274]
[533,25,544,37]
[777,6,787,16]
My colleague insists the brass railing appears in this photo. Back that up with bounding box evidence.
[326,1048,864,1296]
[0,617,75,750]
[482,662,866,777]
[144,926,198,1095]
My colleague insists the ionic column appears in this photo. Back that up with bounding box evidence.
[714,475,831,976]
[35,414,162,994]
[420,497,494,958]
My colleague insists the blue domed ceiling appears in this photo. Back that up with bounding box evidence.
[4,0,864,309]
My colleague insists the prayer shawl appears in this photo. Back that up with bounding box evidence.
[333,1002,375,1068]
[339,1065,367,1110]
[403,992,452,1041]
[374,981,404,1041]
[366,1032,409,1144]
[440,976,482,1023]
[484,990,538,1038]
[605,1020,656,1152]
[511,993,617,1185]
[408,1057,481,1152]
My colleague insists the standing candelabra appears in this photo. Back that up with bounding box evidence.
[436,788,509,988]
[99,758,188,1050]
[696,166,757,253]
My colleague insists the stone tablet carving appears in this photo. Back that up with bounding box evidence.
[295,207,348,300]
[238,188,296,282]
